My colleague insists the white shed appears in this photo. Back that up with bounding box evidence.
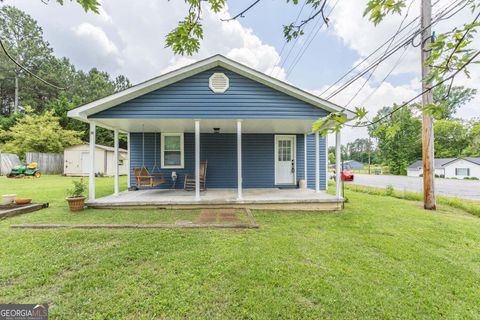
[64,144,128,176]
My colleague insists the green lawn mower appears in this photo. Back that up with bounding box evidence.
[7,162,41,178]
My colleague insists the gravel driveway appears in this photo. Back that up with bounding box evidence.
[350,174,480,201]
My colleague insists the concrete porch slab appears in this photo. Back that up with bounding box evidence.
[87,188,344,211]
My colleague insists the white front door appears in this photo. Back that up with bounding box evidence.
[275,135,296,185]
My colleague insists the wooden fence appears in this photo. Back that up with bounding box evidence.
[0,153,21,176]
[26,152,64,174]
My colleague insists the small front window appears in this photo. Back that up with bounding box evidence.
[161,133,184,168]
[455,168,470,176]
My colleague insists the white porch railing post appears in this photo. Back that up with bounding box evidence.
[335,130,342,198]
[127,132,131,189]
[89,122,96,201]
[324,135,328,191]
[114,129,119,196]
[237,120,243,200]
[315,131,320,192]
[304,133,307,187]
[195,120,200,200]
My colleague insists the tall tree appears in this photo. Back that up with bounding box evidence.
[345,138,376,164]
[369,106,422,175]
[464,121,480,156]
[430,85,477,120]
[434,119,469,157]
[0,6,53,113]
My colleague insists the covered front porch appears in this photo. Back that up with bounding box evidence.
[87,187,343,211]
[83,117,344,211]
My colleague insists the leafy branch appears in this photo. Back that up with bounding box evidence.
[283,0,329,41]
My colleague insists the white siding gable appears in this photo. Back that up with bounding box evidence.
[443,159,480,179]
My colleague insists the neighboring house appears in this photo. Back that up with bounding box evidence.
[343,160,364,170]
[67,55,354,210]
[407,157,480,179]
[64,144,128,176]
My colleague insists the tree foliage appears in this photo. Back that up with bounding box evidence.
[0,6,53,113]
[431,85,477,120]
[434,119,469,157]
[369,106,422,175]
[344,138,379,164]
[464,121,480,156]
[0,6,131,150]
[0,109,82,156]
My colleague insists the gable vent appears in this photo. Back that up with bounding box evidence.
[209,73,229,93]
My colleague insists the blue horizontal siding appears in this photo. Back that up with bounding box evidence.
[242,134,275,188]
[296,134,305,182]
[91,67,329,119]
[129,132,324,190]
[306,134,327,190]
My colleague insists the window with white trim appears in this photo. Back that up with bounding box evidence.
[161,133,184,168]
[455,168,470,176]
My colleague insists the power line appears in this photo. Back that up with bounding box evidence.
[361,2,479,107]
[346,16,480,129]
[269,1,306,76]
[319,0,455,98]
[325,0,466,100]
[221,0,262,21]
[358,45,409,106]
[343,0,415,108]
[0,37,66,90]
[285,0,339,79]
[347,49,480,128]
[274,5,317,78]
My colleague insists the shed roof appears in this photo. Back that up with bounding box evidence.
[65,144,127,153]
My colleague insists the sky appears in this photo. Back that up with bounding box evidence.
[7,0,480,145]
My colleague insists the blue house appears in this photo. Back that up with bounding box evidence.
[68,55,351,210]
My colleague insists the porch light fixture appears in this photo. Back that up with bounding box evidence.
[213,128,220,134]
[209,73,229,93]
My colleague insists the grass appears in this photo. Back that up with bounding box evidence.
[342,182,480,218]
[1,176,480,319]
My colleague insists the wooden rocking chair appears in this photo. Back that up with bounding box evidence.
[134,167,167,188]
[184,160,207,191]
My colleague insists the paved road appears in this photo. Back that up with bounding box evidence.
[350,174,480,201]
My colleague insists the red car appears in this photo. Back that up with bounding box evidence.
[341,169,354,181]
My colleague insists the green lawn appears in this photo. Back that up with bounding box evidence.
[1,176,480,319]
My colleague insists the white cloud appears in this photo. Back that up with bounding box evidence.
[323,0,480,144]
[164,6,286,80]
[73,23,119,56]
[10,0,287,84]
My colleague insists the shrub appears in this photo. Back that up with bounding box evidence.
[67,179,86,198]
[385,185,395,196]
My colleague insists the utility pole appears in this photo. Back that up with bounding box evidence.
[421,0,436,210]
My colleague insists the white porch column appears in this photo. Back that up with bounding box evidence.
[335,130,342,198]
[114,129,119,196]
[195,120,200,200]
[237,120,243,200]
[315,131,320,192]
[304,133,308,187]
[89,122,96,201]
[127,132,131,189]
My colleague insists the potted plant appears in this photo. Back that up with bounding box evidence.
[66,179,86,212]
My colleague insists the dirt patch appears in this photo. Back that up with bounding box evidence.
[197,208,240,223]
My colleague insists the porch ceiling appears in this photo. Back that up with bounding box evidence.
[93,118,317,134]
